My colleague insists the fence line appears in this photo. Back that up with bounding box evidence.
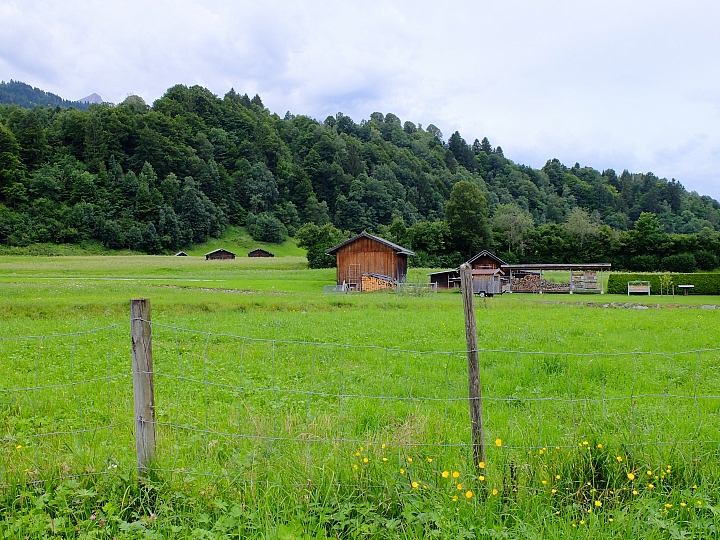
[2,311,720,490]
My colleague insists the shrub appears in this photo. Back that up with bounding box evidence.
[661,253,697,273]
[246,212,288,243]
[694,250,719,271]
[628,255,659,272]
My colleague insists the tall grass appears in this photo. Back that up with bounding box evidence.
[1,256,720,538]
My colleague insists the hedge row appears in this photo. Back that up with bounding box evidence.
[607,273,720,295]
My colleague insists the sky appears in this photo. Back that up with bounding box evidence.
[1,0,719,200]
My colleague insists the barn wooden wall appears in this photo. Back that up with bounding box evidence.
[334,238,407,287]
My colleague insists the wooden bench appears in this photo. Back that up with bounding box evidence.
[627,281,651,295]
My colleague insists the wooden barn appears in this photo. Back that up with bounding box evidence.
[205,248,236,260]
[326,232,414,291]
[248,248,274,258]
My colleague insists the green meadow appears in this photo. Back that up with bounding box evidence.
[1,254,720,539]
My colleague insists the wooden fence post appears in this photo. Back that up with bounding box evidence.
[131,298,156,475]
[460,264,487,468]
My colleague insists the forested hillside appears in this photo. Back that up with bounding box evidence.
[0,81,91,111]
[1,82,719,271]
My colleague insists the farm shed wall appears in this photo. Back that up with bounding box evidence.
[248,248,274,257]
[205,249,236,260]
[327,233,413,290]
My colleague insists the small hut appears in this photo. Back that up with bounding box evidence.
[205,248,236,260]
[248,248,275,258]
[428,250,507,291]
[174,251,189,257]
[326,232,414,291]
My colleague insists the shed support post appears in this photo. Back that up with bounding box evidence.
[460,264,487,469]
[131,298,156,475]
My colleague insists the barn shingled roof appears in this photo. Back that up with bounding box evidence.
[205,248,236,257]
[465,250,507,267]
[325,232,415,256]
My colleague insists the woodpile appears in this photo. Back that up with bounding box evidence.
[511,275,571,293]
[361,274,397,292]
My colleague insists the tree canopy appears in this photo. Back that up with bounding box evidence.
[0,80,719,271]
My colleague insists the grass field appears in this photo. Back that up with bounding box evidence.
[1,255,720,539]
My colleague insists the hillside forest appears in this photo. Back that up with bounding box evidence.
[1,82,720,272]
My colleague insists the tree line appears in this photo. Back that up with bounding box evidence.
[1,82,719,271]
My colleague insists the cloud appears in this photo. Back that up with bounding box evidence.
[1,0,719,199]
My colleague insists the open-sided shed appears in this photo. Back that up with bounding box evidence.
[326,232,414,291]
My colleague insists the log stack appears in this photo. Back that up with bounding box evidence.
[511,274,571,293]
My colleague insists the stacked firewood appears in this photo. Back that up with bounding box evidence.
[511,275,571,293]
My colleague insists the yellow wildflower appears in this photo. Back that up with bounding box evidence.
[627,473,635,480]
[442,471,450,478]
[495,438,502,447]
[465,490,473,499]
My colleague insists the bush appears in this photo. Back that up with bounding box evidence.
[695,250,719,271]
[661,253,697,273]
[628,255,659,272]
[246,212,288,243]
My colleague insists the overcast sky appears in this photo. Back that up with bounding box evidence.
[2,0,719,200]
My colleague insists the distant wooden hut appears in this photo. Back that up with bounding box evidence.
[428,250,507,295]
[248,248,274,258]
[466,250,507,271]
[326,232,414,291]
[205,248,236,260]
[175,251,189,257]
[427,269,460,289]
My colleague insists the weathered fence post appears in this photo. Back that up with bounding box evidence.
[460,264,487,468]
[131,298,156,475]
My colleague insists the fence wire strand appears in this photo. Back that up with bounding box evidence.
[2,320,720,489]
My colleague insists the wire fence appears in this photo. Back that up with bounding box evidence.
[2,318,720,490]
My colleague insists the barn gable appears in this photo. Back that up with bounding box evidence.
[248,248,274,257]
[325,233,414,291]
[205,248,236,260]
[465,250,507,270]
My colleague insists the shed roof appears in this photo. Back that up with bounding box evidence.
[205,248,236,256]
[466,250,507,267]
[325,232,415,256]
[248,248,274,256]
[472,268,505,276]
[362,273,397,283]
[427,269,459,276]
[174,251,188,256]
[502,263,611,271]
